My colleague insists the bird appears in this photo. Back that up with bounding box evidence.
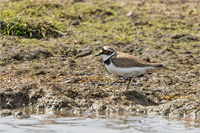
[95,46,164,90]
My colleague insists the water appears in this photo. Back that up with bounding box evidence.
[0,107,200,133]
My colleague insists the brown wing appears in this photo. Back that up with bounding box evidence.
[111,52,162,68]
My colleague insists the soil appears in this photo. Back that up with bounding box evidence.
[0,0,200,116]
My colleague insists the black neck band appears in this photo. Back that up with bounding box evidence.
[103,53,116,65]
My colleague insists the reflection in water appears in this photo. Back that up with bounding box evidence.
[0,106,200,133]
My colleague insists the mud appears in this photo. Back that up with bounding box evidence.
[0,0,200,117]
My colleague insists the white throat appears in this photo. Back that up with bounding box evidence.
[100,52,116,61]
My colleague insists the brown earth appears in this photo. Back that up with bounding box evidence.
[0,36,199,116]
[0,0,200,117]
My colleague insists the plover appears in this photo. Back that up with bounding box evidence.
[95,46,163,89]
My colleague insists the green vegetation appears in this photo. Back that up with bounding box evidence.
[1,0,199,45]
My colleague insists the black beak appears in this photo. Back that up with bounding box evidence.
[95,52,101,57]
[94,47,103,57]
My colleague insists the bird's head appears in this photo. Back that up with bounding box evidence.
[95,46,116,61]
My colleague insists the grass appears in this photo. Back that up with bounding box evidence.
[1,0,199,48]
[0,0,199,65]
[0,0,199,68]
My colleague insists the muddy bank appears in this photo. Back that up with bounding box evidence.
[1,40,199,116]
[0,0,200,116]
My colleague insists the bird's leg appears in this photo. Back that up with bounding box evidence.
[125,78,133,90]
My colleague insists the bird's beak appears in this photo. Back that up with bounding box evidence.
[94,48,103,57]
[95,52,101,57]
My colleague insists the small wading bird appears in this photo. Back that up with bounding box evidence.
[95,46,164,90]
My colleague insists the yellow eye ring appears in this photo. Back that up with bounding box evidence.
[104,50,108,54]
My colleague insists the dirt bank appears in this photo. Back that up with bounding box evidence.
[0,0,200,116]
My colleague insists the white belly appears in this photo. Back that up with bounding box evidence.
[105,62,155,77]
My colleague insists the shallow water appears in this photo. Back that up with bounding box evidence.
[0,107,200,133]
